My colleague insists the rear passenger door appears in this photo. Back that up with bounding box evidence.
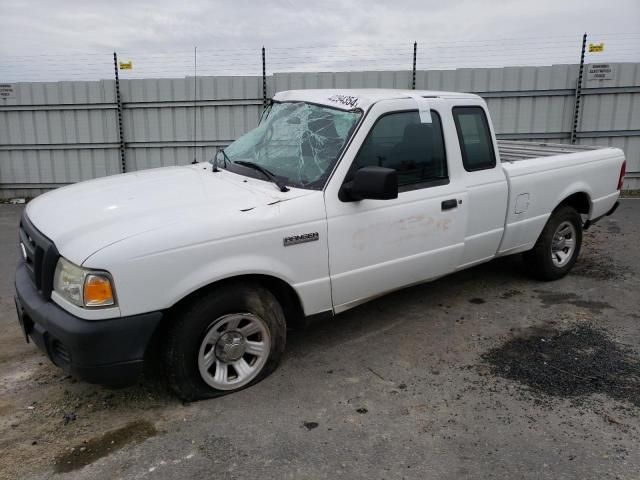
[452,104,509,268]
[324,98,468,312]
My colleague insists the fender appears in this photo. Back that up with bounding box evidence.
[553,182,593,216]
[166,253,332,317]
[522,186,592,249]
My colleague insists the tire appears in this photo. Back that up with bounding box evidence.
[523,205,583,281]
[164,282,286,401]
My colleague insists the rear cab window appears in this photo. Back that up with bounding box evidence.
[453,106,496,171]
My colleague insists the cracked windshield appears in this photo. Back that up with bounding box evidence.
[222,102,361,189]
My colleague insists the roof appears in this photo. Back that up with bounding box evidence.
[272,89,481,111]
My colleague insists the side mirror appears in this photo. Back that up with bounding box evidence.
[341,166,398,201]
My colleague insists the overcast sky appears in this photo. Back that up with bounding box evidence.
[2,0,640,81]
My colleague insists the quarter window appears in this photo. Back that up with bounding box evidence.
[352,111,448,190]
[453,106,496,171]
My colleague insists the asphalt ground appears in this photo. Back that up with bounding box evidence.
[0,199,639,479]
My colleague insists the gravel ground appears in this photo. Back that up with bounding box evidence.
[0,200,639,480]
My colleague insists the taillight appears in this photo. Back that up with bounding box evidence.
[617,160,626,191]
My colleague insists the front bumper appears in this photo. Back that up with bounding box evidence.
[15,262,162,386]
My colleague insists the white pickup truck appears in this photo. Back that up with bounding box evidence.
[14,89,626,400]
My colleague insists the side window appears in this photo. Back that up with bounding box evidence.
[453,106,496,171]
[352,110,448,190]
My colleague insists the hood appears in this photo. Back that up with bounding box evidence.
[26,164,312,264]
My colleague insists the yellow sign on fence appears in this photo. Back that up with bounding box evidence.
[588,43,604,53]
[119,61,133,70]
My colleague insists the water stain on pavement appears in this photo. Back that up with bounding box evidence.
[500,289,522,299]
[606,220,621,234]
[53,420,157,473]
[572,254,631,281]
[469,298,486,304]
[483,325,640,407]
[534,290,613,313]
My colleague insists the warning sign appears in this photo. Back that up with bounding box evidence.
[588,43,604,53]
[0,84,15,100]
[119,61,133,70]
[587,64,615,81]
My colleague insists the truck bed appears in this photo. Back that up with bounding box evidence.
[497,140,601,163]
[497,139,624,257]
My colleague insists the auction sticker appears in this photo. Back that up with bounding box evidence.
[327,94,359,108]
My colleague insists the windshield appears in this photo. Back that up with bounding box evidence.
[221,102,361,189]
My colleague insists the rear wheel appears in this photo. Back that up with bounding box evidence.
[164,283,286,401]
[523,205,583,281]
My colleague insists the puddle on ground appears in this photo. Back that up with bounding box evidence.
[534,290,613,313]
[53,420,157,473]
[483,325,640,407]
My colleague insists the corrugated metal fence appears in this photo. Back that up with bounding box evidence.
[1,63,639,198]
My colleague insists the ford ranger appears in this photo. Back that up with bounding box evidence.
[14,89,626,400]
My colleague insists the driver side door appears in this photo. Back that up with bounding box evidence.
[324,98,468,312]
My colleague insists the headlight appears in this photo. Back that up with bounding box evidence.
[53,258,84,306]
[53,257,116,308]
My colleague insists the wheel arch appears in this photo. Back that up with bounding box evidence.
[554,190,592,216]
[144,273,307,368]
[169,274,306,330]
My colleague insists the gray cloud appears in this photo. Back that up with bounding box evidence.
[1,0,639,81]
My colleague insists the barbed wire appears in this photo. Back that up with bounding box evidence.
[1,32,639,82]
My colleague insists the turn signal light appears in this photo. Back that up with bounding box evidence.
[83,274,115,307]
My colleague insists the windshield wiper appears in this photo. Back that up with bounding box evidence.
[233,160,289,192]
[212,148,231,172]
[220,149,231,167]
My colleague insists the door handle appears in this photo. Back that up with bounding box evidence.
[441,199,458,211]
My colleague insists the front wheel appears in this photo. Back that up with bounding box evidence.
[164,283,286,401]
[523,205,583,281]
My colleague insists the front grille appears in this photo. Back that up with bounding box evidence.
[19,212,59,300]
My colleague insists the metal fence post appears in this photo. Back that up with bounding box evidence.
[113,52,126,173]
[192,46,198,164]
[262,46,267,108]
[412,41,417,90]
[570,33,587,144]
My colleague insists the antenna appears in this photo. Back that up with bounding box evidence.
[191,46,198,164]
